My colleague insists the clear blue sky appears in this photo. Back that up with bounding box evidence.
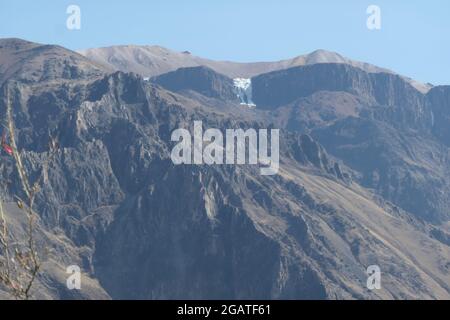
[1,0,449,85]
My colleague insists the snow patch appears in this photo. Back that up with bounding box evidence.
[233,78,256,107]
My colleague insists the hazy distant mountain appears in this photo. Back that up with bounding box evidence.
[79,45,432,93]
[1,38,449,299]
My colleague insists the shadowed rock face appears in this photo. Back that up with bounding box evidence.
[152,66,239,102]
[427,86,450,145]
[150,62,450,223]
[0,38,108,85]
[1,39,450,299]
[1,72,340,299]
[79,46,432,93]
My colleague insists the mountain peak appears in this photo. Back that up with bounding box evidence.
[304,49,346,64]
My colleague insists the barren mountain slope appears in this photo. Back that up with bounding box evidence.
[0,39,448,299]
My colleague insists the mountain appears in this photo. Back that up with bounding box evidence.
[0,38,449,299]
[251,63,424,109]
[152,66,239,101]
[0,38,109,85]
[151,61,450,223]
[79,45,431,93]
[427,85,450,144]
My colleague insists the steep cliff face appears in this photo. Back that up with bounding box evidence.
[427,86,450,145]
[1,39,450,299]
[0,38,108,85]
[80,46,431,93]
[1,70,448,299]
[252,63,424,112]
[311,116,450,222]
[152,66,239,102]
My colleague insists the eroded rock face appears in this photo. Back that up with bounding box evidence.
[1,40,450,299]
[240,63,450,223]
[252,63,424,111]
[0,38,108,85]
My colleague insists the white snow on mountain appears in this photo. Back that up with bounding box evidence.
[233,78,256,107]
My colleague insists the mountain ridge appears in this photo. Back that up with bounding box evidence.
[78,44,432,93]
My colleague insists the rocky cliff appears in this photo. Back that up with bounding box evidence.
[0,39,449,299]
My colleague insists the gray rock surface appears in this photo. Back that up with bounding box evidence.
[0,38,449,299]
